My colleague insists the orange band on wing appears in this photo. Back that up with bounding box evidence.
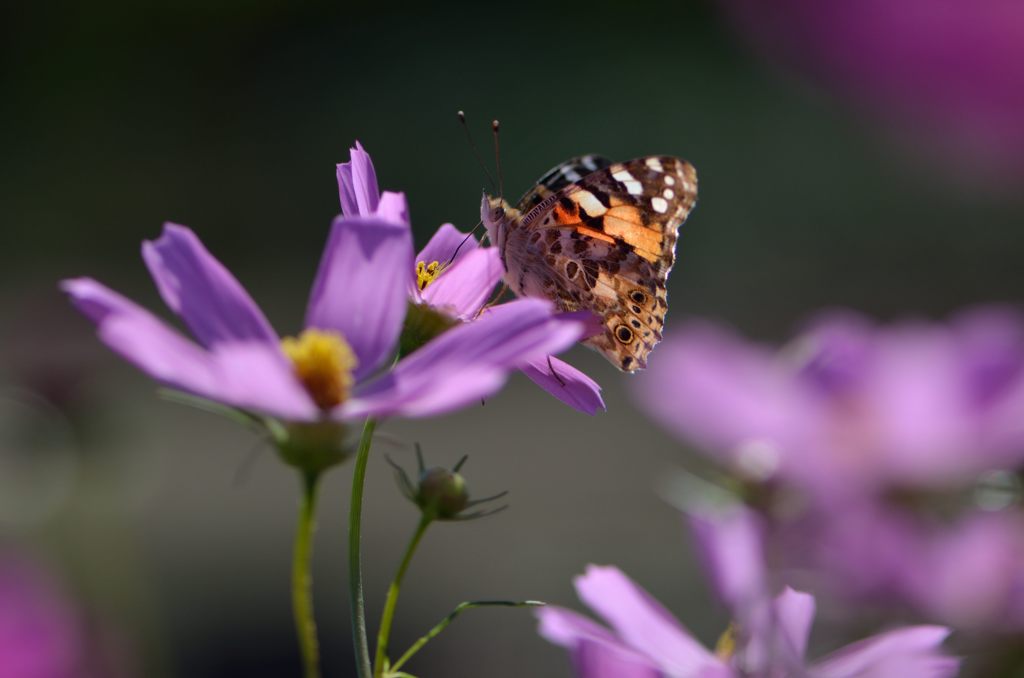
[573,225,616,244]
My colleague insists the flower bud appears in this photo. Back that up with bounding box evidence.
[387,447,508,522]
[416,467,470,519]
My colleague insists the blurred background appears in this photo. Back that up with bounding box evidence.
[2,1,1023,676]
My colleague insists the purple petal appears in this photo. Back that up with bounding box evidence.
[573,640,665,678]
[336,141,379,218]
[631,322,821,483]
[141,224,278,348]
[797,310,876,395]
[376,190,410,226]
[63,278,318,421]
[421,247,504,320]
[687,505,766,614]
[537,607,662,678]
[811,626,957,678]
[771,587,816,662]
[345,299,587,419]
[305,213,413,381]
[416,223,478,268]
[574,565,719,675]
[521,355,605,415]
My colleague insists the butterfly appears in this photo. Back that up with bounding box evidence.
[482,154,698,372]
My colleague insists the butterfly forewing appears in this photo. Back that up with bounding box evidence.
[516,155,613,213]
[494,155,697,373]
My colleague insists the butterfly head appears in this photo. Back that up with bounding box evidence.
[481,193,515,253]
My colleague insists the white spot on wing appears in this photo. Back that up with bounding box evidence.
[645,157,664,172]
[663,188,674,199]
[612,169,635,183]
[574,191,608,217]
[560,167,582,181]
[651,197,668,213]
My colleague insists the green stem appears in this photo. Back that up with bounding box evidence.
[373,515,432,677]
[292,470,322,678]
[349,418,377,678]
[390,600,544,674]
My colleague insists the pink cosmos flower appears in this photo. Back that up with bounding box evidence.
[63,165,592,425]
[336,143,605,415]
[537,506,958,678]
[632,309,1024,501]
[631,309,1024,630]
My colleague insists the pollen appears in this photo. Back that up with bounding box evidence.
[714,622,737,660]
[416,260,442,291]
[280,329,358,410]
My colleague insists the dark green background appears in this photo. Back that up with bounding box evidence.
[2,2,1021,676]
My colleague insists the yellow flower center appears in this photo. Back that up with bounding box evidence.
[714,622,737,660]
[280,329,358,411]
[416,260,441,291]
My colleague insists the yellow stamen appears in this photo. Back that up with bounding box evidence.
[715,622,738,660]
[416,260,441,291]
[281,329,358,410]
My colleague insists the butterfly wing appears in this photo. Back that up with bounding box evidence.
[516,155,613,213]
[507,156,697,372]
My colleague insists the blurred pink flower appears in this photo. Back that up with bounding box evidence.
[632,309,1024,630]
[633,308,1024,500]
[537,506,957,677]
[722,0,1024,184]
[0,557,81,678]
[0,554,131,678]
[803,502,1024,631]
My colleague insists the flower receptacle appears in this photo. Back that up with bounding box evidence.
[274,420,351,474]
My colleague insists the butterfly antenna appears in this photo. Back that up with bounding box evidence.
[492,119,505,202]
[443,219,486,268]
[458,110,497,191]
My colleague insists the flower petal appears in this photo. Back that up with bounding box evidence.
[421,247,503,320]
[62,278,317,420]
[631,321,823,484]
[811,626,957,678]
[336,141,379,218]
[345,299,587,418]
[537,607,662,678]
[574,565,719,675]
[687,505,767,614]
[141,223,278,348]
[416,223,478,267]
[771,587,816,663]
[305,212,414,381]
[376,190,410,226]
[521,355,605,415]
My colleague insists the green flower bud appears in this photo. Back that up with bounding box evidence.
[387,446,508,522]
[416,467,470,519]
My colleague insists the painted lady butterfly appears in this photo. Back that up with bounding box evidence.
[482,154,698,372]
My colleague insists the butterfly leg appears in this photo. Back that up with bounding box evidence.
[547,355,567,387]
[474,282,510,319]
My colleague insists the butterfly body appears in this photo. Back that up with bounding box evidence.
[482,155,697,372]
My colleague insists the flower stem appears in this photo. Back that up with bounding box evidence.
[389,600,544,674]
[349,418,377,678]
[373,515,432,677]
[292,470,322,678]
